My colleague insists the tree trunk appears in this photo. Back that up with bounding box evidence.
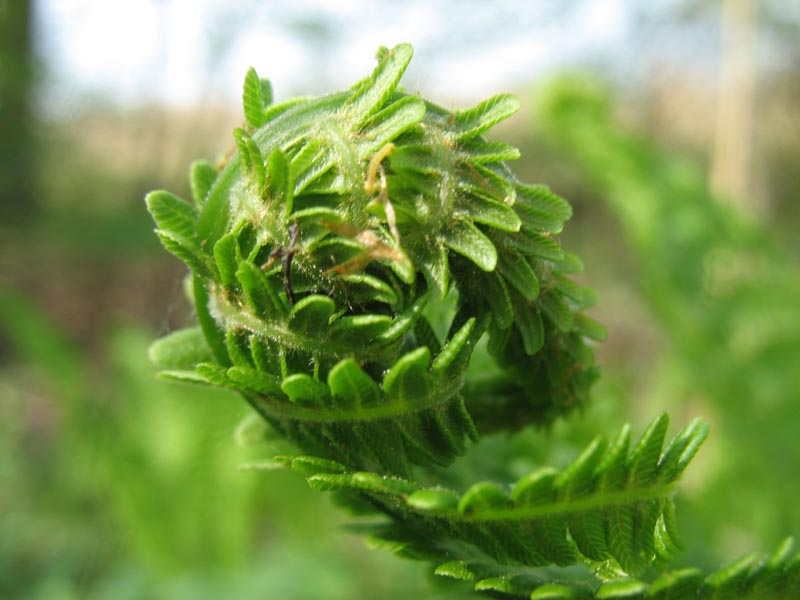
[0,0,34,224]
[710,0,759,212]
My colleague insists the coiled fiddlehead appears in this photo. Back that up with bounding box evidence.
[147,43,602,478]
[146,44,796,598]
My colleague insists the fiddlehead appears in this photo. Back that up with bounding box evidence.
[143,43,786,598]
[147,43,602,478]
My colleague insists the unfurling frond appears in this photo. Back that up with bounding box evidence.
[143,42,763,599]
[270,416,707,577]
[146,43,602,475]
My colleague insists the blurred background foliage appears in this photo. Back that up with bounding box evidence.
[1,0,799,597]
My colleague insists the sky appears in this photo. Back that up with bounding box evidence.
[35,0,631,113]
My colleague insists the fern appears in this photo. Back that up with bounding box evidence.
[256,414,707,578]
[145,43,794,597]
[428,537,800,599]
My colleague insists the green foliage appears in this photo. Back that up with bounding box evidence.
[143,44,795,597]
[0,289,263,580]
[265,415,707,579]
[0,290,445,599]
[536,75,800,556]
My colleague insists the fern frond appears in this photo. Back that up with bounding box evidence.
[146,42,602,473]
[141,42,770,599]
[428,537,800,599]
[266,416,707,577]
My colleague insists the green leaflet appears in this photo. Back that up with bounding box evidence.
[345,43,414,125]
[530,583,583,599]
[196,172,231,253]
[288,295,336,337]
[266,148,291,214]
[233,128,266,193]
[388,143,448,176]
[541,291,574,333]
[290,140,329,195]
[517,202,567,235]
[480,274,514,329]
[475,573,546,596]
[459,140,521,164]
[648,569,704,599]
[513,301,545,355]
[702,554,760,597]
[147,326,213,371]
[507,230,565,261]
[189,159,217,206]
[457,482,510,515]
[434,561,481,581]
[309,236,363,268]
[454,93,521,140]
[155,230,210,276]
[407,489,459,511]
[195,362,233,387]
[599,424,632,491]
[288,455,347,475]
[228,365,283,397]
[417,243,450,301]
[340,273,400,307]
[192,275,230,366]
[517,184,573,222]
[457,189,521,232]
[442,220,498,272]
[574,313,608,342]
[242,66,270,130]
[458,163,516,204]
[383,347,431,400]
[655,418,708,484]
[236,261,285,319]
[328,358,381,408]
[628,413,670,486]
[556,275,587,304]
[225,328,253,368]
[555,251,585,274]
[281,373,331,405]
[357,95,426,154]
[596,581,649,598]
[512,468,559,504]
[328,314,393,346]
[376,294,428,343]
[259,78,273,108]
[250,336,281,375]
[498,248,540,301]
[430,317,478,378]
[213,231,240,290]
[146,190,197,242]
[157,369,214,386]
